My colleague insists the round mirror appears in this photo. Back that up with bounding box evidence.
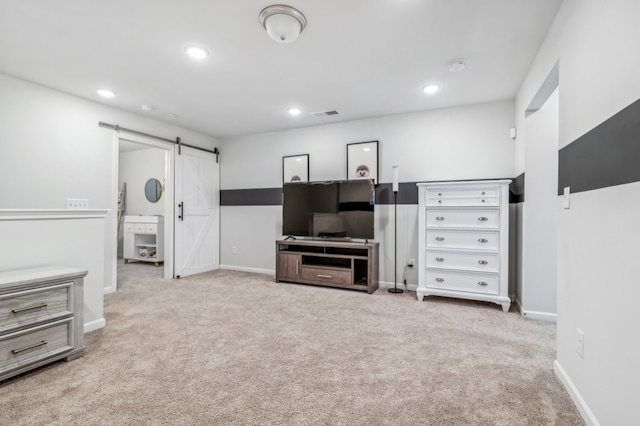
[144,178,163,203]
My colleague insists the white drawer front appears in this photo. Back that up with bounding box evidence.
[145,224,157,233]
[134,224,146,233]
[0,283,72,333]
[426,209,499,228]
[0,319,72,372]
[124,223,135,233]
[426,229,499,250]
[426,250,499,273]
[424,270,498,295]
[426,187,499,207]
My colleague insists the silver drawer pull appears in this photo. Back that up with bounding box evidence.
[438,200,442,204]
[477,281,488,286]
[478,217,488,221]
[438,193,442,196]
[12,340,48,355]
[478,238,488,243]
[435,278,445,283]
[435,237,445,241]
[481,199,485,203]
[317,274,332,279]
[478,260,488,265]
[481,191,485,195]
[436,216,445,221]
[435,257,445,262]
[11,303,48,314]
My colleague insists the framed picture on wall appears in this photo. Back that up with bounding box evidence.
[347,140,378,182]
[283,154,309,183]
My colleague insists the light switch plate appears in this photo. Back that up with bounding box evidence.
[563,187,570,209]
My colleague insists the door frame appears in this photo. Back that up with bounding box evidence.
[108,132,176,292]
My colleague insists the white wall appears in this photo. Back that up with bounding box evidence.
[0,72,218,329]
[219,100,515,286]
[118,148,166,218]
[518,88,559,319]
[515,0,640,424]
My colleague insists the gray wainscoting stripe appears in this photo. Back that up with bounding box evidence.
[220,188,282,206]
[511,173,525,203]
[221,179,523,206]
[558,97,640,195]
[375,183,419,205]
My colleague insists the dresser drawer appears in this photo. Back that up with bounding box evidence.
[0,283,72,333]
[301,267,352,285]
[0,318,73,373]
[426,209,499,229]
[426,250,499,273]
[426,187,499,207]
[124,223,135,233]
[426,229,499,250]
[424,270,498,295]
[145,224,157,233]
[134,223,146,233]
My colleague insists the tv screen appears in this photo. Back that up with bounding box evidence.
[282,180,375,239]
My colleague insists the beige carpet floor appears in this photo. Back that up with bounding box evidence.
[1,263,584,425]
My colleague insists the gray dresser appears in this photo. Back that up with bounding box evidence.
[0,266,86,381]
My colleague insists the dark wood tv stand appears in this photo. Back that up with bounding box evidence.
[275,239,379,294]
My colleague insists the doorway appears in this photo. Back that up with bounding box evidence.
[111,135,175,292]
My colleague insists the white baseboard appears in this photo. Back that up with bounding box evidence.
[219,264,275,276]
[103,285,115,294]
[553,360,600,426]
[515,298,557,321]
[84,318,106,333]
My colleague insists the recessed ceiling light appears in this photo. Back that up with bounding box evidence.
[164,113,177,120]
[448,59,466,72]
[422,84,440,94]
[184,46,209,60]
[96,88,116,98]
[288,108,301,116]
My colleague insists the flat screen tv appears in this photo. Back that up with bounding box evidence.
[282,180,375,240]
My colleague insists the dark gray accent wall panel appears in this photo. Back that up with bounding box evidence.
[220,188,282,206]
[221,178,522,206]
[375,183,418,205]
[510,173,525,203]
[558,97,640,195]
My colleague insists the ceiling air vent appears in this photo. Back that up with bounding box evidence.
[310,110,340,117]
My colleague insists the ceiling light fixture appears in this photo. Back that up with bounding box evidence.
[288,108,301,116]
[448,59,466,72]
[96,88,116,98]
[259,4,307,43]
[184,46,209,60]
[422,84,440,94]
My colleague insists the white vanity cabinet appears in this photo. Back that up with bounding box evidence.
[123,216,164,266]
[416,180,511,312]
[0,266,86,381]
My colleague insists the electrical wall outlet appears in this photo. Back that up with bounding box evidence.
[563,187,571,209]
[576,328,584,358]
[231,246,237,255]
[67,198,89,209]
[408,258,415,268]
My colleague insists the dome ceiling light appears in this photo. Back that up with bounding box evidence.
[448,59,466,72]
[259,4,307,43]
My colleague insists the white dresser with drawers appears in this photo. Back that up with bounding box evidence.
[0,266,86,381]
[416,180,511,312]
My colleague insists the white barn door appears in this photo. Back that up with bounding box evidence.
[174,146,219,278]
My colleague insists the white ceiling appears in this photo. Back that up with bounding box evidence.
[0,0,562,139]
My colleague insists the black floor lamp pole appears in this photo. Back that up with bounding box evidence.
[389,189,403,294]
